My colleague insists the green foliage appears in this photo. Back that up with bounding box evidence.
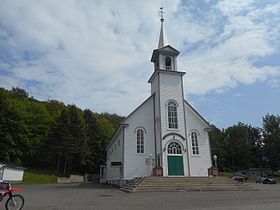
[262,114,280,169]
[0,87,123,175]
[219,171,234,177]
[210,122,264,171]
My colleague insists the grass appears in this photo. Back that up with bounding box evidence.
[219,171,234,177]
[21,168,57,185]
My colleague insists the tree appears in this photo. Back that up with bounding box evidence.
[95,116,115,166]
[83,109,98,173]
[0,88,27,164]
[210,123,262,171]
[0,88,19,162]
[225,123,259,170]
[209,126,228,170]
[11,87,29,99]
[262,114,280,169]
[49,105,87,175]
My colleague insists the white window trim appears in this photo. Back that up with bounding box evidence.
[166,100,179,130]
[136,128,145,154]
[190,131,200,156]
[167,141,183,155]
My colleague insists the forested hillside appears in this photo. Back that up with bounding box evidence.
[1,87,279,175]
[0,87,124,175]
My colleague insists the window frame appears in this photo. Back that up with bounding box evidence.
[167,100,178,129]
[167,142,182,155]
[191,131,199,155]
[136,128,144,154]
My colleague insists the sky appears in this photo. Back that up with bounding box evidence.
[0,0,279,129]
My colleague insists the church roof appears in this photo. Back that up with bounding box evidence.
[151,45,180,63]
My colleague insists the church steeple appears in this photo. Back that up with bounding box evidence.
[158,8,168,48]
[151,8,180,72]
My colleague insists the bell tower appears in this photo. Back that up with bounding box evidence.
[148,8,189,175]
[151,8,180,71]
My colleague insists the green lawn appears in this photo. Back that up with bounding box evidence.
[22,168,57,184]
[219,171,234,177]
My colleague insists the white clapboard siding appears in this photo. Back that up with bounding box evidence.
[106,128,124,180]
[158,72,186,137]
[123,96,155,180]
[185,102,212,176]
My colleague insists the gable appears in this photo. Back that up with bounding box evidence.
[158,45,180,55]
[106,94,154,151]
[123,94,154,123]
[184,100,211,130]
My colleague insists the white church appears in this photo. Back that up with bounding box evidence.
[101,15,212,186]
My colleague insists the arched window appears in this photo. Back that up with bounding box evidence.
[167,100,178,129]
[191,132,199,155]
[167,142,182,154]
[136,129,144,154]
[165,56,172,70]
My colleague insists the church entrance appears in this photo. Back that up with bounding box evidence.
[168,156,184,175]
[167,142,184,176]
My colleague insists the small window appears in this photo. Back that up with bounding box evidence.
[136,129,144,153]
[167,142,182,154]
[167,100,178,129]
[191,132,199,155]
[165,56,172,70]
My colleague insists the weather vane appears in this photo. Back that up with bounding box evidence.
[159,7,164,22]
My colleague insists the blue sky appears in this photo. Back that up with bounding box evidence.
[0,0,279,128]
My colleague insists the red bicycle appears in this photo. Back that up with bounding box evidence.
[0,180,24,210]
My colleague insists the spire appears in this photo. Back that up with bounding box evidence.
[158,7,168,48]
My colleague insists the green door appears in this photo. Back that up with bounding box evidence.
[168,156,184,176]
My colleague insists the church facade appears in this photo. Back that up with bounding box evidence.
[102,17,212,186]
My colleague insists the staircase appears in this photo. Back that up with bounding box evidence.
[120,177,145,193]
[120,176,256,193]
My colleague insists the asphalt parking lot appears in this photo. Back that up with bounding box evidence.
[1,182,280,210]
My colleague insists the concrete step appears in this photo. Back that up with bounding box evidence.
[121,176,256,193]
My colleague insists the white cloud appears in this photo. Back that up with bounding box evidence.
[0,0,279,116]
[182,0,280,95]
[216,0,255,16]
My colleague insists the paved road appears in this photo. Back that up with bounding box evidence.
[1,183,280,210]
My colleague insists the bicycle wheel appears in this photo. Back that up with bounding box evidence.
[5,194,24,210]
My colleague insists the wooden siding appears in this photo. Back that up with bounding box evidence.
[123,96,155,180]
[106,128,124,180]
[185,102,212,176]
[159,73,186,138]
